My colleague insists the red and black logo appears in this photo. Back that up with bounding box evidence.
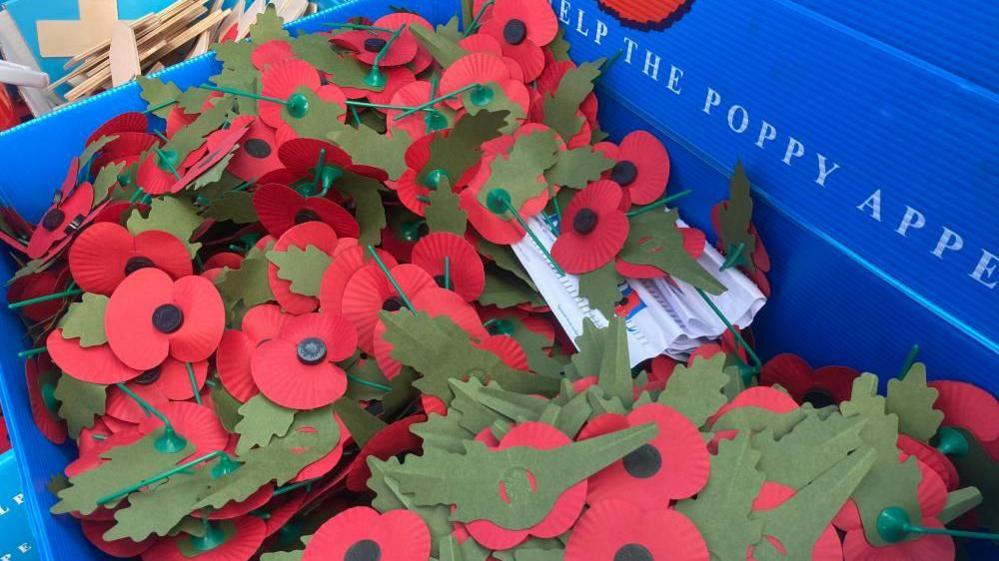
[596,0,696,31]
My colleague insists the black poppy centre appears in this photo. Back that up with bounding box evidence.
[622,443,661,479]
[503,19,528,45]
[382,297,403,312]
[243,138,272,158]
[344,538,381,561]
[573,208,599,235]
[364,37,388,53]
[611,160,638,186]
[124,256,156,275]
[296,337,328,365]
[41,208,65,231]
[614,543,654,561]
[802,387,836,408]
[152,304,184,334]
[295,208,322,224]
[133,366,161,385]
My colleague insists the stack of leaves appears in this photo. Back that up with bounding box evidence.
[1,2,996,561]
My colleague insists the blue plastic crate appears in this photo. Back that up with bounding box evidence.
[0,1,994,559]
[0,451,39,561]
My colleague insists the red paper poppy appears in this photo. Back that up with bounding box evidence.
[318,244,399,316]
[27,175,95,259]
[25,355,67,444]
[346,415,425,491]
[578,402,709,508]
[565,499,709,561]
[137,402,229,461]
[834,456,947,532]
[6,268,71,323]
[747,482,843,561]
[164,123,251,195]
[128,358,209,402]
[47,328,142,385]
[460,150,552,244]
[342,263,436,353]
[479,0,557,82]
[760,353,860,407]
[165,105,196,137]
[105,269,225,371]
[372,286,487,378]
[927,380,999,444]
[251,311,358,409]
[551,180,630,274]
[69,222,192,296]
[82,519,154,558]
[332,24,419,68]
[478,306,557,343]
[93,132,160,171]
[387,81,462,140]
[842,519,954,561]
[253,183,359,239]
[710,204,772,296]
[217,304,296,402]
[595,131,671,205]
[474,334,530,370]
[267,221,340,314]
[66,427,144,478]
[104,379,168,424]
[411,232,485,301]
[252,40,294,71]
[342,65,416,105]
[374,12,435,73]
[463,422,587,550]
[260,60,348,130]
[227,119,284,182]
[440,53,512,110]
[142,517,267,561]
[208,485,275,521]
[87,112,148,145]
[278,138,352,176]
[303,506,430,561]
[294,413,350,482]
[615,226,705,279]
[897,434,959,491]
[709,386,799,427]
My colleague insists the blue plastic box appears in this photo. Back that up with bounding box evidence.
[0,1,995,558]
[0,451,39,561]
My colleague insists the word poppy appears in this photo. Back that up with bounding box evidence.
[303,507,431,561]
[578,403,709,508]
[251,311,358,409]
[566,499,709,561]
[595,130,671,205]
[552,180,630,274]
[759,353,860,407]
[69,223,192,296]
[105,269,225,371]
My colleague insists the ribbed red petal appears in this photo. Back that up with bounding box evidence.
[267,221,340,314]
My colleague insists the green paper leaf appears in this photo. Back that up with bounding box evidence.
[549,28,572,62]
[753,412,867,489]
[343,354,392,402]
[127,196,203,258]
[368,457,453,553]
[577,263,621,318]
[58,294,109,348]
[194,407,340,510]
[419,110,508,188]
[885,363,944,442]
[480,266,545,309]
[235,394,297,455]
[249,5,291,44]
[92,163,125,203]
[675,433,765,561]
[329,124,409,180]
[424,179,467,235]
[950,429,999,531]
[381,311,561,403]
[410,18,467,67]
[434,534,491,561]
[475,129,560,212]
[755,447,876,561]
[382,367,420,418]
[477,240,537,291]
[716,162,759,272]
[79,135,118,170]
[542,59,603,143]
[203,190,258,224]
[284,86,347,140]
[216,255,275,310]
[53,375,106,439]
[293,33,379,92]
[137,76,182,118]
[261,551,304,561]
[596,318,633,407]
[461,84,525,134]
[938,487,983,525]
[545,147,614,190]
[336,172,387,247]
[211,385,243,433]
[840,374,923,546]
[266,245,332,297]
[161,100,232,165]
[52,428,193,515]
[712,405,818,438]
[104,467,215,541]
[411,410,476,455]
[620,209,726,295]
[375,422,656,529]
[176,88,213,114]
[513,327,566,380]
[568,318,605,379]
[658,354,731,428]
[191,148,238,192]
[333,398,386,448]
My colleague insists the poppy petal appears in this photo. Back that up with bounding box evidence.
[927,380,999,443]
[142,517,267,561]
[251,338,347,410]
[82,519,153,558]
[411,232,486,302]
[168,275,226,363]
[842,520,954,561]
[565,499,709,561]
[267,221,340,314]
[47,329,141,384]
[216,330,259,403]
[759,353,813,403]
[318,245,399,316]
[105,268,174,370]
[303,507,431,561]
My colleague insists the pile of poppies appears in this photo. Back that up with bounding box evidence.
[1,2,996,561]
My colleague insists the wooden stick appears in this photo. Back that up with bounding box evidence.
[110,22,141,87]
[236,0,267,41]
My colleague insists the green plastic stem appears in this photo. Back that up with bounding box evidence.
[695,288,763,372]
[395,83,481,120]
[350,104,362,125]
[186,362,202,406]
[155,147,181,179]
[116,383,170,425]
[232,180,255,192]
[346,373,392,392]
[17,347,47,359]
[464,0,495,36]
[273,478,316,497]
[145,100,178,114]
[96,450,227,506]
[444,257,451,290]
[152,130,169,142]
[313,148,327,196]
[483,318,498,329]
[877,506,999,543]
[345,100,426,112]
[326,23,395,32]
[898,344,920,379]
[373,24,407,68]
[499,196,566,277]
[197,85,288,106]
[365,245,417,314]
[720,242,746,270]
[8,288,84,309]
[626,189,694,217]
[416,195,432,203]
